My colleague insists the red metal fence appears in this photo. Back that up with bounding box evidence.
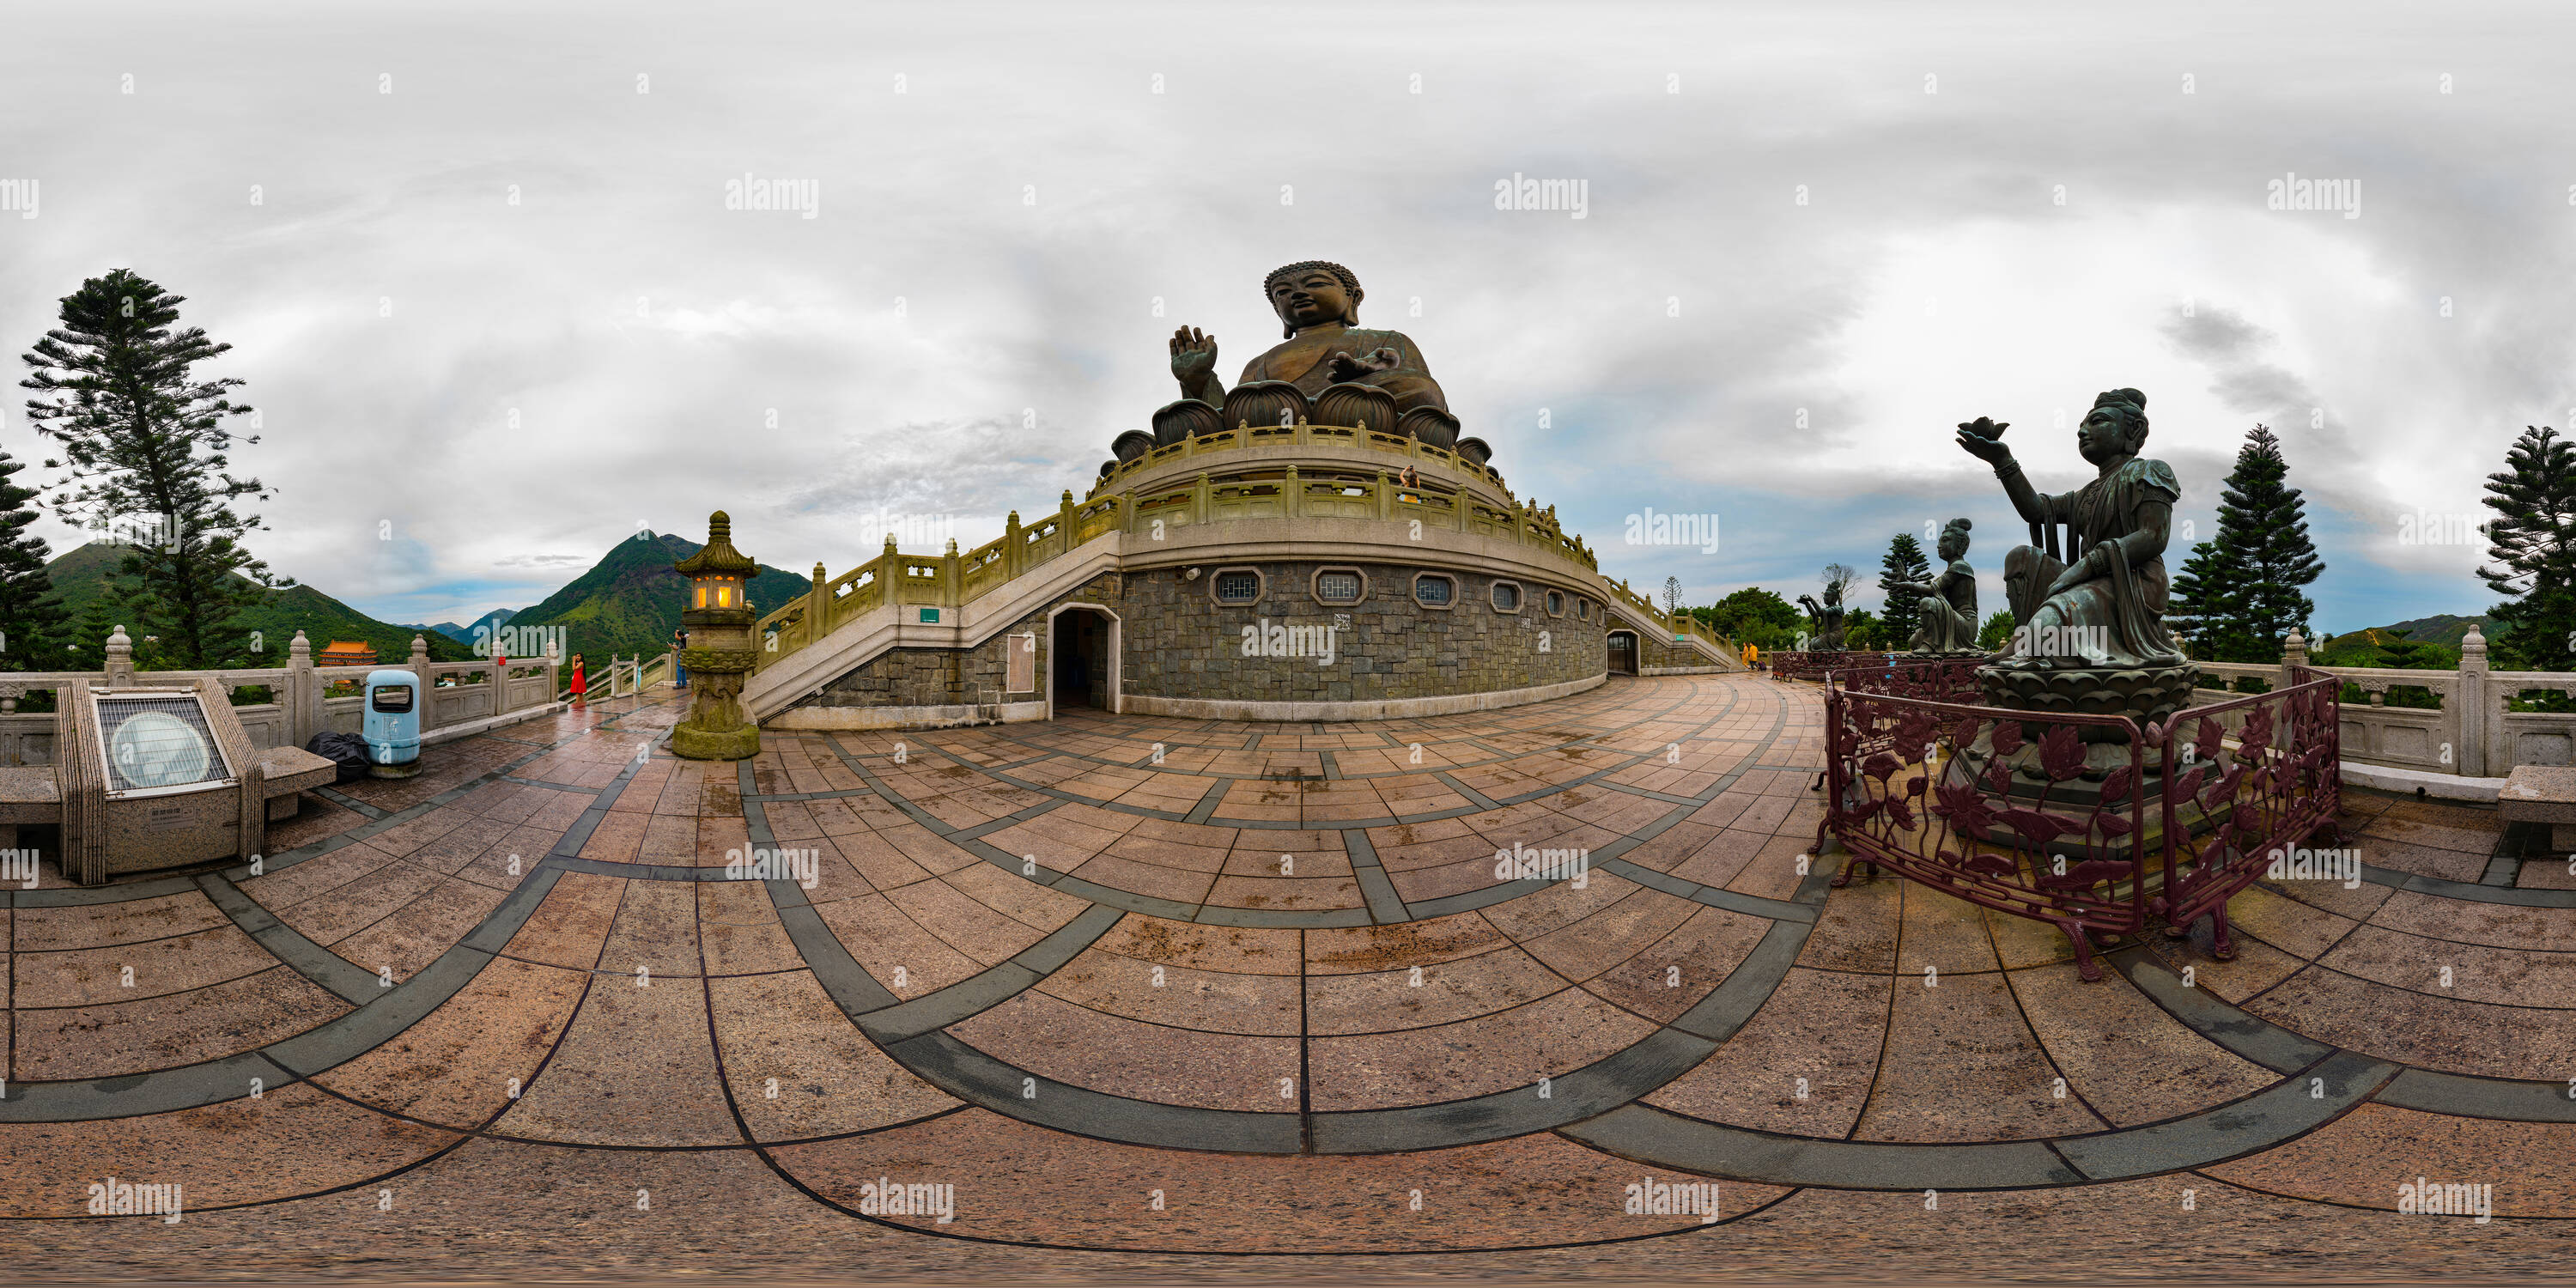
[1818,659,2342,980]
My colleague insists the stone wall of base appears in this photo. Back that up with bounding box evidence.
[1122,672,1605,722]
[769,700,1049,731]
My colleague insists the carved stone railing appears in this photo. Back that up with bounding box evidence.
[1097,418,1509,495]
[752,424,1657,677]
[0,629,561,768]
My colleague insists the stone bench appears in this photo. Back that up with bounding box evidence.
[2499,765,2576,849]
[0,747,338,850]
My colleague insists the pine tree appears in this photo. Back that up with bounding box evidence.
[19,269,286,668]
[1878,532,1931,645]
[2166,424,2324,664]
[2480,424,2576,671]
[0,447,68,669]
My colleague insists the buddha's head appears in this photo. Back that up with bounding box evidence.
[1265,260,1362,338]
[1936,517,1971,562]
[2078,388,2149,465]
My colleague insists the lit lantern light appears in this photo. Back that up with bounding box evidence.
[670,510,764,761]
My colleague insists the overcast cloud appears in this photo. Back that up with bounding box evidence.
[5,0,2571,633]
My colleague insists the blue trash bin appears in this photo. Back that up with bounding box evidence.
[364,669,422,778]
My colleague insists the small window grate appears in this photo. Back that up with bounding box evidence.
[1215,571,1261,603]
[1492,583,1521,611]
[1317,571,1362,604]
[1415,576,1454,605]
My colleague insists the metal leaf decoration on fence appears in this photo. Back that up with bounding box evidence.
[2038,725,2086,781]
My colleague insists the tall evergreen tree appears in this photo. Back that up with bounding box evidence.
[2166,423,2324,663]
[1878,532,1931,645]
[19,269,285,668]
[2479,424,2576,671]
[0,447,68,669]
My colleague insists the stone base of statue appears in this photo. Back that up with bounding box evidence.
[671,721,762,761]
[367,759,423,781]
[1976,661,2199,741]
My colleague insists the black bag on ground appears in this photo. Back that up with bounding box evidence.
[307,732,374,783]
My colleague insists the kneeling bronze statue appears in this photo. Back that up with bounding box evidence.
[1954,388,2196,731]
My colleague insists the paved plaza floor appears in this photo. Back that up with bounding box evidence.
[4,672,2574,1281]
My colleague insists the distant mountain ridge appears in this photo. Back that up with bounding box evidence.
[43,543,478,665]
[508,532,810,661]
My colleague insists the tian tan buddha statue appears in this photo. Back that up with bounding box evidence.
[1169,260,1448,416]
[1953,387,2196,726]
[1892,518,1979,653]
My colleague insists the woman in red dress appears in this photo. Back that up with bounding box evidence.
[568,653,586,705]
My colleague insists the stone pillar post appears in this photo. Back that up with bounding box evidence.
[288,630,316,746]
[1120,489,1137,536]
[2281,629,2309,672]
[1194,471,1212,526]
[2458,627,2489,778]
[409,635,434,726]
[806,562,829,648]
[1005,512,1024,577]
[943,538,962,606]
[1059,489,1077,545]
[1375,471,1392,522]
[104,624,135,687]
[1282,465,1300,519]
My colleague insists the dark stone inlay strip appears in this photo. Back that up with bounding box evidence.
[2379,1066,2576,1123]
[1433,770,1503,811]
[888,1030,1303,1155]
[2051,1050,2395,1180]
[2360,862,2576,908]
[2110,945,2338,1075]
[313,785,391,820]
[501,775,602,793]
[1310,1027,1716,1154]
[195,872,381,1005]
[1562,1105,2084,1190]
[856,903,1125,1042]
[1340,828,1412,925]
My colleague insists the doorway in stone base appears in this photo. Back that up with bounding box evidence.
[1048,605,1119,717]
[1607,630,1638,676]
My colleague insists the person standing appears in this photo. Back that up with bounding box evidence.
[569,653,587,706]
[672,629,689,688]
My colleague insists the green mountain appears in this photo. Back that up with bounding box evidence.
[510,533,811,661]
[44,543,478,666]
[2377,614,2494,646]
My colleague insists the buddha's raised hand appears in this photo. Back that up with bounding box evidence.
[1169,326,1218,383]
[1327,347,1402,381]
[1954,416,2013,464]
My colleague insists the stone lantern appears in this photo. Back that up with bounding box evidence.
[671,510,762,761]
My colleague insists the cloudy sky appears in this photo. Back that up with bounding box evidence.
[5,0,2571,636]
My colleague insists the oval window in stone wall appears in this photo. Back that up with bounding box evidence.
[1315,569,1364,605]
[1577,598,1591,620]
[1490,580,1522,611]
[1546,589,1564,616]
[1214,569,1262,604]
[1414,574,1456,607]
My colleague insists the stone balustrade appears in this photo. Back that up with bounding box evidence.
[0,629,562,768]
